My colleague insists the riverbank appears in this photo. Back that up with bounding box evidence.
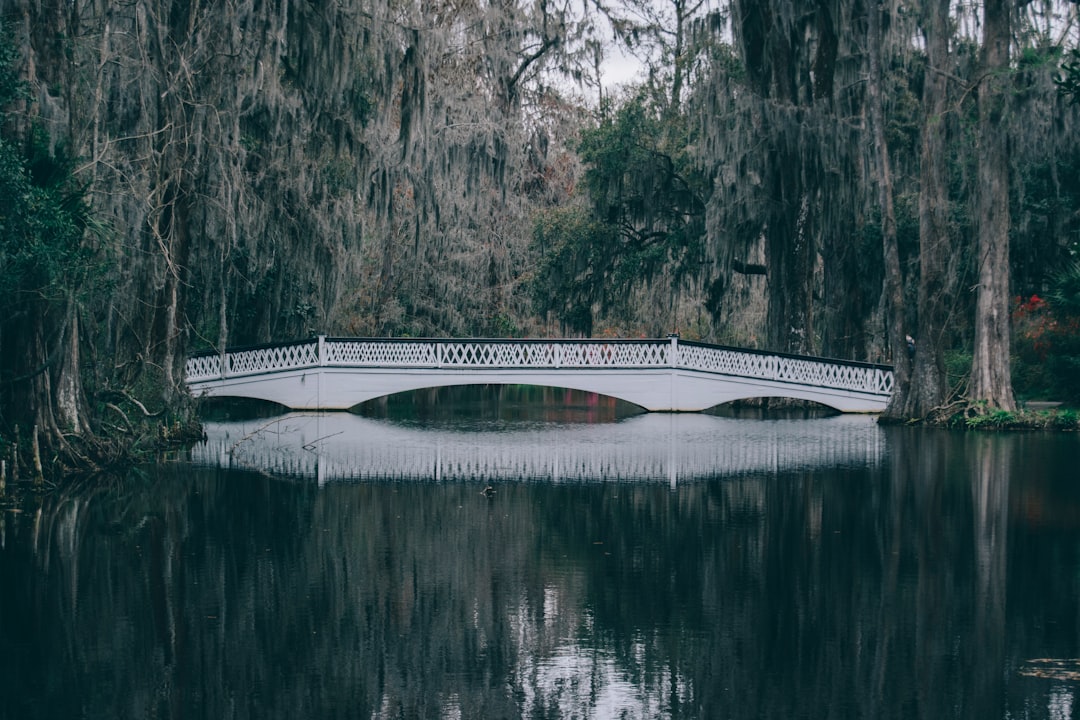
[938,402,1079,430]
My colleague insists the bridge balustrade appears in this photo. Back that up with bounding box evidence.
[676,343,894,395]
[323,338,672,369]
[185,336,895,412]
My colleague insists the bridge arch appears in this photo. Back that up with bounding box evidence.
[350,381,645,413]
[186,337,894,414]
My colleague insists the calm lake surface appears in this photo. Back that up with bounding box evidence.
[2,389,1079,719]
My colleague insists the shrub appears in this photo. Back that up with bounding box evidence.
[1012,279,1080,405]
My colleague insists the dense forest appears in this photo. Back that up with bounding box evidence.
[1,0,1079,473]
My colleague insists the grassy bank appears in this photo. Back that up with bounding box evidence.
[941,403,1079,431]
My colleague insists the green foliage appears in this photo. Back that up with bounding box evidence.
[1012,264,1080,405]
[1048,260,1080,316]
[0,128,98,312]
[529,92,708,334]
[1050,408,1079,429]
[0,30,98,314]
[0,24,110,454]
[0,26,28,108]
[1055,48,1080,104]
[954,404,1079,431]
[578,94,706,259]
[530,206,615,335]
[1013,152,1080,293]
[961,404,1017,429]
[945,350,972,393]
[486,312,521,338]
[884,64,923,162]
[939,393,1079,430]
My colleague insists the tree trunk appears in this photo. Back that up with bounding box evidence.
[766,173,816,355]
[969,0,1017,411]
[902,0,955,419]
[869,0,912,420]
[54,298,92,436]
[733,0,816,355]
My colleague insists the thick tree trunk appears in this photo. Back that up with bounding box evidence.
[902,0,955,419]
[869,0,912,420]
[54,299,92,436]
[969,0,1016,411]
[766,176,815,355]
[734,0,817,356]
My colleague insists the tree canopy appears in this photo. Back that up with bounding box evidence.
[2,0,1080,462]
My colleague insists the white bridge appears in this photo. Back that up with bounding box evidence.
[184,336,894,413]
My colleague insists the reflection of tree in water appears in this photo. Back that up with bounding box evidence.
[3,431,1080,718]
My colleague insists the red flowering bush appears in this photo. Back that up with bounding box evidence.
[1012,270,1080,404]
[1014,295,1053,357]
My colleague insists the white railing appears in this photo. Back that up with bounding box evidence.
[322,338,671,369]
[677,343,895,395]
[184,340,321,382]
[185,336,894,397]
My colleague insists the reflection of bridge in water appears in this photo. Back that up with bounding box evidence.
[190,412,888,486]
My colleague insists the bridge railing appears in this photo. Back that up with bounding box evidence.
[677,341,894,396]
[186,336,894,397]
[184,339,321,382]
[322,338,671,368]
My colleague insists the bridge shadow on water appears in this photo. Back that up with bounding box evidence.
[191,386,882,485]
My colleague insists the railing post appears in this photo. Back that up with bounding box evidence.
[436,340,443,368]
[666,334,680,411]
[318,335,326,366]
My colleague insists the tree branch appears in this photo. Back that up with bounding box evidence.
[507,35,561,99]
[733,258,767,275]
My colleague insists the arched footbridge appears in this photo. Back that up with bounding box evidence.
[184,336,894,413]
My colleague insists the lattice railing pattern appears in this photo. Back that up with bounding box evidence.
[678,344,775,378]
[324,340,670,368]
[185,354,223,382]
[324,341,438,366]
[227,342,320,375]
[677,343,893,396]
[186,341,320,380]
[774,357,895,395]
[187,337,893,396]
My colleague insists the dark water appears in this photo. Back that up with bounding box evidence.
[2,397,1079,719]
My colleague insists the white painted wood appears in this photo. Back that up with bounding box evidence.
[185,337,894,413]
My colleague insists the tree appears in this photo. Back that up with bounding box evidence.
[7,0,1080,434]
[869,0,913,419]
[900,0,958,419]
[531,91,708,335]
[692,0,877,357]
[0,35,100,462]
[530,206,616,335]
[1056,48,1080,103]
[969,0,1017,411]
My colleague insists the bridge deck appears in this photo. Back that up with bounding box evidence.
[185,336,894,413]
